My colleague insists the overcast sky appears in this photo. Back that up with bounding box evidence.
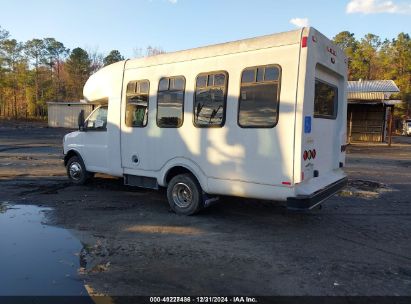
[0,0,410,58]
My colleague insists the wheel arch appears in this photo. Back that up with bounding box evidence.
[64,149,84,167]
[160,159,208,192]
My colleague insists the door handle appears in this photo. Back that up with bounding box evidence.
[132,155,139,164]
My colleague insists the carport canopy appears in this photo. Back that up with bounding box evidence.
[347,80,400,101]
[347,80,401,144]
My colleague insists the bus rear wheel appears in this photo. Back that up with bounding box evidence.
[167,174,203,215]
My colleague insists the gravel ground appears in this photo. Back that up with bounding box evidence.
[0,119,410,297]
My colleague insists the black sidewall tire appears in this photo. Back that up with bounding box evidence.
[67,156,90,185]
[167,174,203,215]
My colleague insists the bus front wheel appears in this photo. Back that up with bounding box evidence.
[66,156,93,185]
[167,174,203,215]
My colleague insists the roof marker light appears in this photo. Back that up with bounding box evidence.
[302,36,308,48]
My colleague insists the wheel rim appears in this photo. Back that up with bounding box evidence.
[69,162,83,181]
[172,182,193,208]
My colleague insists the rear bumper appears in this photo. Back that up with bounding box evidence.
[286,177,347,210]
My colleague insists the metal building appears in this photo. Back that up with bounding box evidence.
[347,80,401,142]
[47,101,95,128]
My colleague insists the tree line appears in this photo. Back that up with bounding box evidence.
[0,25,165,118]
[332,31,411,117]
[1,25,410,119]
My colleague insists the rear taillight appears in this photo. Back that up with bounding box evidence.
[311,149,316,159]
[301,36,308,48]
[303,149,316,161]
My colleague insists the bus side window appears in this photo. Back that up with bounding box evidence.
[193,71,228,128]
[157,76,185,128]
[125,80,150,127]
[238,65,281,128]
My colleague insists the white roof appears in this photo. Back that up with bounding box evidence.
[125,28,306,69]
[347,80,399,92]
[347,80,399,100]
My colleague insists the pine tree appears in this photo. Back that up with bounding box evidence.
[65,48,91,99]
[103,50,124,66]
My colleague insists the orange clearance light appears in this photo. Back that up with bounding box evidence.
[302,36,308,48]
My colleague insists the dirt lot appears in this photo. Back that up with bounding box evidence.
[0,119,410,297]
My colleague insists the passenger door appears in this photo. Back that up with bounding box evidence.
[81,106,109,173]
[120,79,150,171]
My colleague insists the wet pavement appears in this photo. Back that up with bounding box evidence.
[0,203,89,297]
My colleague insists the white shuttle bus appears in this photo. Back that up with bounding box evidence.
[63,27,348,215]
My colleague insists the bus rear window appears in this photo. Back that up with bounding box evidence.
[314,80,338,119]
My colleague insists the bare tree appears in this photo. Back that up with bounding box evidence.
[132,46,166,58]
[86,46,104,74]
[146,45,166,57]
[132,47,143,58]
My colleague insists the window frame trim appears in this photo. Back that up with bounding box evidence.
[156,75,186,128]
[125,79,150,128]
[85,104,109,132]
[237,64,282,129]
[313,78,338,120]
[193,70,229,128]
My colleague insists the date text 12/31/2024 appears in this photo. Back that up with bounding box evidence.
[149,297,258,303]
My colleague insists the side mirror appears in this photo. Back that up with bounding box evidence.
[78,110,85,131]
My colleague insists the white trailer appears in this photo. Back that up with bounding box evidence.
[63,27,348,215]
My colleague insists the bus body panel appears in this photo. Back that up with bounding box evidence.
[293,28,347,198]
[120,44,301,199]
[63,27,347,205]
[81,61,125,176]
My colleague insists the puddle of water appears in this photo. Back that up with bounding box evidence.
[0,203,91,296]
[338,179,392,199]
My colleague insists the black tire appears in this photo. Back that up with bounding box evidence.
[167,173,203,215]
[66,156,93,185]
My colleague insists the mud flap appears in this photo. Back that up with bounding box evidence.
[202,193,220,208]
